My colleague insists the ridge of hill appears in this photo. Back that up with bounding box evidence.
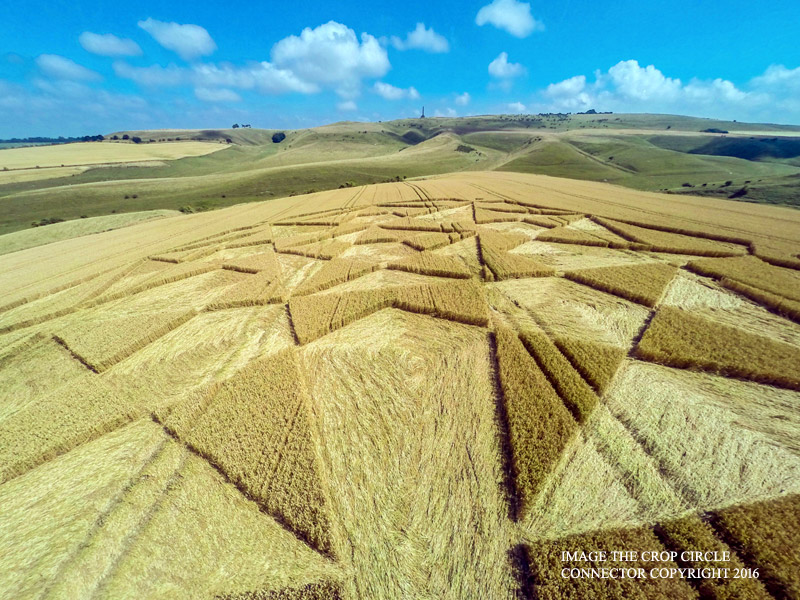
[1,113,799,241]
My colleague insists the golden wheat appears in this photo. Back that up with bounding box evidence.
[518,329,598,422]
[380,217,468,233]
[289,279,488,344]
[165,349,334,555]
[479,230,528,252]
[634,306,800,390]
[657,514,771,599]
[475,202,529,214]
[525,525,698,599]
[0,377,145,483]
[493,326,576,519]
[281,241,351,260]
[294,258,379,295]
[392,207,436,217]
[218,580,343,599]
[226,228,274,249]
[521,215,560,228]
[711,494,800,598]
[0,262,141,333]
[87,261,219,307]
[402,231,452,251]
[387,252,472,278]
[565,262,676,307]
[717,277,800,323]
[474,207,521,224]
[480,242,554,281]
[273,232,330,251]
[687,255,800,302]
[54,310,195,372]
[205,273,284,309]
[593,217,746,256]
[553,336,626,394]
[536,226,611,247]
[353,226,400,244]
[222,249,282,274]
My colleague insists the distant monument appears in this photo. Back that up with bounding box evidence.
[420,106,425,119]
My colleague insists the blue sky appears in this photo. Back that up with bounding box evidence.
[2,0,799,136]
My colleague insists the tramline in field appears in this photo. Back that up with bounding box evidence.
[1,172,799,599]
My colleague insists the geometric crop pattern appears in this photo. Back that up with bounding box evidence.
[1,187,799,599]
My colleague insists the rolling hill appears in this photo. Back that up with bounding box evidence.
[1,113,799,242]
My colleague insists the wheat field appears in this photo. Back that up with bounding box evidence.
[1,171,800,599]
[0,140,226,183]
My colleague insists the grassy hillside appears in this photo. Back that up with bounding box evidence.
[1,113,798,239]
[499,133,800,205]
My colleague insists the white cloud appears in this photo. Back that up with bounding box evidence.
[606,60,682,101]
[476,0,543,38]
[113,61,185,86]
[79,32,142,57]
[373,81,420,100]
[0,78,151,137]
[751,64,800,91]
[194,87,240,102]
[488,52,525,78]
[507,101,526,113]
[116,21,390,100]
[390,23,449,53]
[433,107,457,117]
[192,62,317,94]
[683,78,751,105]
[271,21,389,97]
[36,54,101,81]
[114,60,317,94]
[32,78,93,98]
[545,74,586,98]
[532,59,798,122]
[542,74,593,111]
[337,100,358,111]
[455,92,471,106]
[138,18,217,61]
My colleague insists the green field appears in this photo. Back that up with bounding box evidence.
[1,113,799,240]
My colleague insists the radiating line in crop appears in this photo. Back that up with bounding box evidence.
[552,336,626,394]
[289,279,488,344]
[294,258,380,295]
[518,329,599,423]
[525,523,697,599]
[564,262,676,307]
[536,226,612,247]
[710,494,800,598]
[387,252,472,279]
[634,306,800,390]
[163,349,335,556]
[492,326,576,520]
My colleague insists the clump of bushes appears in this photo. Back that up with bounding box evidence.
[31,217,65,227]
[729,187,748,199]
